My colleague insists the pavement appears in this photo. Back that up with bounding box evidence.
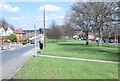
[1,44,35,80]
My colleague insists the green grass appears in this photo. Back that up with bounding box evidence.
[13,57,118,79]
[39,40,119,61]
[12,39,119,79]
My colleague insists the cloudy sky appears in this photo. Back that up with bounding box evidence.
[0,1,74,30]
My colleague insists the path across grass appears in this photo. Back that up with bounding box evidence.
[37,54,119,64]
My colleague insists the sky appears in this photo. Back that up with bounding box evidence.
[1,0,118,30]
[1,1,73,30]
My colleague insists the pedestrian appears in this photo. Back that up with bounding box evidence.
[39,41,43,50]
[39,35,44,52]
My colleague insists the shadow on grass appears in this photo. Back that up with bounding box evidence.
[58,43,85,46]
[46,40,68,43]
[58,42,119,57]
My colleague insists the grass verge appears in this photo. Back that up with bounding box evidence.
[13,57,118,79]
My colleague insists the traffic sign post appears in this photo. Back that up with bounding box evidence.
[34,24,37,57]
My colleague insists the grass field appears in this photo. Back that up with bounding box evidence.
[40,40,119,61]
[13,57,118,79]
[12,39,119,79]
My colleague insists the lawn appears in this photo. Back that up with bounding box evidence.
[13,57,118,79]
[39,40,119,61]
[12,39,119,79]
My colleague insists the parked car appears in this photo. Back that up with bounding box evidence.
[103,39,117,43]
[73,35,79,40]
[30,41,34,44]
[1,45,6,50]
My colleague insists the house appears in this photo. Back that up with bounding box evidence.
[6,27,14,35]
[88,32,94,40]
[74,29,96,40]
[0,26,14,45]
[0,26,14,36]
[14,28,24,41]
[0,27,6,36]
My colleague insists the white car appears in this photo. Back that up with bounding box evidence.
[73,35,79,40]
[1,45,6,50]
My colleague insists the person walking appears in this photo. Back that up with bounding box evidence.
[39,35,44,52]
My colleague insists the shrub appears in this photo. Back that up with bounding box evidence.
[7,34,17,42]
[22,40,28,45]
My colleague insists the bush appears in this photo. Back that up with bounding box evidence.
[7,34,17,42]
[22,40,28,45]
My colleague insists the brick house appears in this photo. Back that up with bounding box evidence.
[14,28,24,41]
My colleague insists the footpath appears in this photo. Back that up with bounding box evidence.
[37,54,120,64]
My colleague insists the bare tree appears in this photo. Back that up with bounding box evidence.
[66,2,118,46]
[66,2,96,45]
[46,21,62,41]
[61,23,75,39]
[0,19,15,30]
[91,2,118,47]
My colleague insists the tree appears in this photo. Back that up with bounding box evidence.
[38,28,43,34]
[1,19,9,27]
[0,19,15,30]
[66,2,96,45]
[46,21,62,41]
[91,2,118,47]
[7,34,17,42]
[61,23,75,39]
[66,2,118,46]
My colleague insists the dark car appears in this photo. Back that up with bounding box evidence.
[30,41,34,44]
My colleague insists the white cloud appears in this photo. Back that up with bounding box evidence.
[9,17,20,21]
[38,5,63,12]
[1,4,20,12]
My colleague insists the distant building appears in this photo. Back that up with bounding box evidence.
[14,28,24,41]
[0,26,14,43]
[0,26,14,36]
[0,27,6,36]
[88,32,95,40]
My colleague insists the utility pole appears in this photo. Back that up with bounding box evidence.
[43,8,46,47]
[34,24,37,57]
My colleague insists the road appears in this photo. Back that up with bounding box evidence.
[1,44,35,79]
[2,44,34,64]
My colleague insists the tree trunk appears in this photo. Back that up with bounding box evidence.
[114,34,117,45]
[86,33,89,45]
[99,27,103,47]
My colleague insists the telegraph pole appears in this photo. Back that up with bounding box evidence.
[43,9,46,47]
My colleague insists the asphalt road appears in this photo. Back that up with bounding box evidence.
[2,44,34,64]
[1,44,35,79]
